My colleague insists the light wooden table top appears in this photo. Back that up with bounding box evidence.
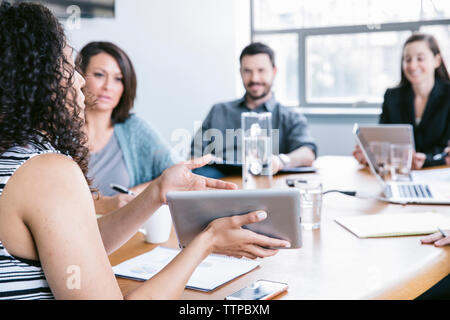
[109,156,450,300]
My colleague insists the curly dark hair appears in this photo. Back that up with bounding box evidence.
[0,1,90,185]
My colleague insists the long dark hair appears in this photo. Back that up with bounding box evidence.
[399,33,450,87]
[76,41,137,124]
[0,1,90,184]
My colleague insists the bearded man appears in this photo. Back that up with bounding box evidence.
[191,42,317,177]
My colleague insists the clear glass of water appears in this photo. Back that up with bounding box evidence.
[369,141,390,177]
[295,180,323,230]
[390,143,413,181]
[241,112,273,189]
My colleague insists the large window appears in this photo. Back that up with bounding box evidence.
[251,0,450,110]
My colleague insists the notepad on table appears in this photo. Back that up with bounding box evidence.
[410,168,450,183]
[112,246,259,292]
[335,212,450,238]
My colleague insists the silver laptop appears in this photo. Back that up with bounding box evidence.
[166,188,302,249]
[353,123,450,205]
[358,124,415,149]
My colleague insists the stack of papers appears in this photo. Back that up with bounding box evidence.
[335,212,450,238]
[112,246,259,292]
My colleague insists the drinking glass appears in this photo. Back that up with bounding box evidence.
[241,112,273,189]
[295,180,323,230]
[369,141,390,177]
[390,143,413,181]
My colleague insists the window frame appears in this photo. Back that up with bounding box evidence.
[250,0,450,111]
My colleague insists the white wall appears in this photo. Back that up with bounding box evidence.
[67,0,250,158]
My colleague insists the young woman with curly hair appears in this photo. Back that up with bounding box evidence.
[0,1,289,300]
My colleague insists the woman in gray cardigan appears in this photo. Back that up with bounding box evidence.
[77,41,175,214]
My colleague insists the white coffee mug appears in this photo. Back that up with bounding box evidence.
[139,205,173,244]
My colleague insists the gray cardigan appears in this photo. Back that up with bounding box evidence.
[114,114,175,187]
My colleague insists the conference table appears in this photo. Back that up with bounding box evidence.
[109,156,450,300]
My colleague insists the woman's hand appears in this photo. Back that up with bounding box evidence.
[203,210,291,259]
[445,147,450,166]
[94,193,135,214]
[154,154,237,204]
[421,230,450,247]
[352,144,367,165]
[412,152,426,170]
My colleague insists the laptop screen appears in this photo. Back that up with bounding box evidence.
[353,124,389,189]
[353,125,381,176]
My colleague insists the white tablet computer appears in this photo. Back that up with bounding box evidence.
[166,188,302,249]
[356,124,415,148]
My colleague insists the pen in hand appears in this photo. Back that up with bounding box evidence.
[432,151,449,161]
[110,183,135,196]
[437,227,448,238]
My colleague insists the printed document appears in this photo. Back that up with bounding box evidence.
[112,246,259,291]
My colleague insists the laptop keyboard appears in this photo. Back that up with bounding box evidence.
[398,184,433,199]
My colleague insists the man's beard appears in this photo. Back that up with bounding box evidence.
[245,83,272,101]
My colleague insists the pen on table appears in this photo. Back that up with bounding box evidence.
[437,227,448,238]
[432,151,449,161]
[110,183,135,196]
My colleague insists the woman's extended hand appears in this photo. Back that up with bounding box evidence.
[352,144,367,165]
[203,210,291,259]
[421,230,450,247]
[412,152,426,170]
[155,154,237,204]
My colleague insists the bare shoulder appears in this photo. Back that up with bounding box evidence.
[4,152,92,219]
[20,152,85,181]
[0,153,122,298]
[0,152,94,262]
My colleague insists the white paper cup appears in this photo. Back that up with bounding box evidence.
[139,205,173,244]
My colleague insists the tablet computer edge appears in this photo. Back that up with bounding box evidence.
[167,188,302,249]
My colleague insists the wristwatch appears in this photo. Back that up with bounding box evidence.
[278,153,291,169]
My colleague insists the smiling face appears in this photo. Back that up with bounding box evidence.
[83,52,124,113]
[402,40,441,86]
[240,53,277,101]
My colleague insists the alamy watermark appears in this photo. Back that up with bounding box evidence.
[66,265,81,290]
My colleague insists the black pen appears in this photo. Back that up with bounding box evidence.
[432,151,449,161]
[437,227,448,238]
[110,183,135,195]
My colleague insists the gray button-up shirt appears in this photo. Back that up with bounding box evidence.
[191,94,317,164]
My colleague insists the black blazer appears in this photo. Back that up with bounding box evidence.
[379,79,450,167]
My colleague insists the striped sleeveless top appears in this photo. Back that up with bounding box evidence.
[0,140,58,300]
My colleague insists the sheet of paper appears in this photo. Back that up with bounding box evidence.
[335,212,450,238]
[112,246,259,292]
[411,168,450,183]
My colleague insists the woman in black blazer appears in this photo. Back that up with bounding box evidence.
[354,33,450,168]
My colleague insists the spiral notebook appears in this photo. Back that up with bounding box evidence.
[112,246,259,292]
